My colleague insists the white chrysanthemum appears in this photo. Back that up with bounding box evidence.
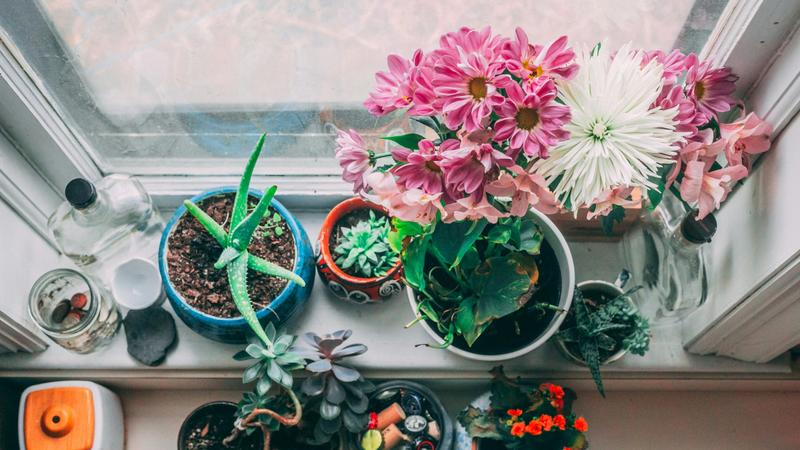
[534,43,684,211]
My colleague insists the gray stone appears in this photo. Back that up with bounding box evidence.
[124,306,177,366]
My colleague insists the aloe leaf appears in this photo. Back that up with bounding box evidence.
[227,251,271,346]
[214,247,242,270]
[248,254,305,286]
[231,133,266,230]
[230,185,278,251]
[183,200,226,245]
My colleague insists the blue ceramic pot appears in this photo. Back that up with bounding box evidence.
[158,187,315,343]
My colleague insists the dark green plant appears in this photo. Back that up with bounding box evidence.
[226,323,307,450]
[334,211,398,278]
[557,287,651,397]
[294,329,375,447]
[394,212,562,348]
[183,134,305,345]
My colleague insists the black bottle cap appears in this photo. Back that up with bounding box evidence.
[65,178,97,209]
[681,211,717,244]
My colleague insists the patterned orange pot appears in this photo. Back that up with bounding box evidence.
[316,198,403,304]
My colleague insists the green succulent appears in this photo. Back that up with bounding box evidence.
[557,286,651,397]
[183,134,306,346]
[334,211,398,278]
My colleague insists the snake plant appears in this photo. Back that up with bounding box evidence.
[183,134,306,346]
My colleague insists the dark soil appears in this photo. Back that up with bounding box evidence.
[329,208,389,278]
[562,289,622,361]
[476,439,509,450]
[167,193,295,318]
[425,239,562,355]
[180,403,263,450]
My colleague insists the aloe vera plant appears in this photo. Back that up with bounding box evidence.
[183,134,306,346]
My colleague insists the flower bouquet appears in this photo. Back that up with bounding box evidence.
[334,25,771,358]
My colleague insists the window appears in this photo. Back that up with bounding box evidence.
[0,0,728,177]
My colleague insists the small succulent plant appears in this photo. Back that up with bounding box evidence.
[183,134,305,346]
[294,329,375,446]
[334,211,399,278]
[227,323,307,449]
[557,287,650,397]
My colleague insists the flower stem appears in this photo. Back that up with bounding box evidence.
[669,185,694,212]
[370,151,393,161]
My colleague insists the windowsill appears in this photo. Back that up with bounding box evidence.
[0,210,794,384]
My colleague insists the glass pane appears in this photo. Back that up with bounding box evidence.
[0,0,729,175]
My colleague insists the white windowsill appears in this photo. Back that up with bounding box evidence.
[0,209,795,386]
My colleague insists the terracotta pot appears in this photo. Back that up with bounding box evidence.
[316,198,403,304]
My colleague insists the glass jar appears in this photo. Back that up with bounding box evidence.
[28,269,121,354]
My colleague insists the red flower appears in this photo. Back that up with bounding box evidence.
[511,422,526,437]
[551,398,564,411]
[539,414,553,432]
[525,420,543,436]
[574,416,589,432]
[368,412,378,430]
[553,415,567,431]
[564,448,572,450]
[540,383,565,399]
[507,408,523,418]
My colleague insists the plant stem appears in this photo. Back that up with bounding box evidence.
[370,151,393,161]
[669,185,695,211]
[223,388,303,449]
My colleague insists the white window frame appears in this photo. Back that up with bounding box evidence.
[2,0,800,361]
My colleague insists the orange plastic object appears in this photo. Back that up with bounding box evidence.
[24,387,95,450]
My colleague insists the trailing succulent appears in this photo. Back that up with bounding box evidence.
[394,212,562,348]
[458,367,589,450]
[183,134,305,345]
[334,211,399,278]
[227,323,307,450]
[557,287,651,397]
[294,329,375,447]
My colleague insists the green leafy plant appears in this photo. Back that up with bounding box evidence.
[556,286,651,397]
[458,367,589,450]
[225,323,307,450]
[258,211,285,239]
[396,212,562,348]
[183,134,305,345]
[294,329,375,447]
[334,211,399,278]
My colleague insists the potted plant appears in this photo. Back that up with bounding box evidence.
[358,380,453,450]
[555,279,651,396]
[159,134,315,343]
[178,401,265,450]
[455,367,589,450]
[317,197,403,304]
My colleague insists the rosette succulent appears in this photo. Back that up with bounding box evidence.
[334,211,399,278]
[294,329,375,445]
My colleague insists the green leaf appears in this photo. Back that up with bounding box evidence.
[453,298,476,343]
[227,252,271,346]
[580,338,606,397]
[256,375,272,395]
[248,254,305,286]
[242,362,261,384]
[590,41,602,56]
[361,429,382,450]
[183,200,227,245]
[382,133,425,150]
[214,246,242,270]
[429,220,486,269]
[232,133,266,230]
[600,204,626,235]
[410,116,439,132]
[230,185,278,251]
[473,256,534,324]
[389,219,425,253]
[403,235,430,291]
[320,401,341,420]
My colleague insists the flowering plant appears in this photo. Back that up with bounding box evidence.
[458,367,589,450]
[335,25,773,347]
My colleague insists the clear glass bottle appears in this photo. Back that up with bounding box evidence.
[621,192,716,321]
[47,175,163,284]
[28,268,120,353]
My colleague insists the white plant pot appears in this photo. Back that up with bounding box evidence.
[406,207,575,362]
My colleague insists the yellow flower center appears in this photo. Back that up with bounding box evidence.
[515,107,540,130]
[694,81,706,100]
[468,77,488,99]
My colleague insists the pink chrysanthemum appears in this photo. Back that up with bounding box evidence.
[391,139,455,194]
[334,129,371,192]
[433,27,510,132]
[493,79,571,158]
[684,54,738,122]
[642,49,687,85]
[655,84,700,139]
[364,51,424,116]
[442,194,507,224]
[503,28,578,82]
[440,142,514,197]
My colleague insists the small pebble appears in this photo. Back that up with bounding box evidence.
[70,292,88,309]
[51,300,71,323]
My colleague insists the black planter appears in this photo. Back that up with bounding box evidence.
[178,401,264,450]
[354,380,453,450]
